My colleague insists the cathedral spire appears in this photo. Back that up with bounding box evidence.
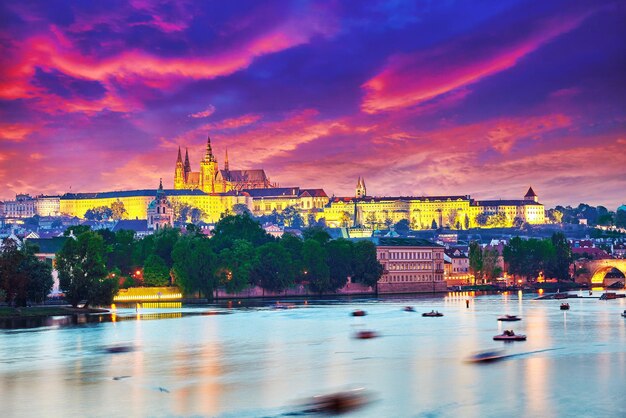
[184,148,191,172]
[177,146,182,163]
[205,134,215,162]
[224,148,229,171]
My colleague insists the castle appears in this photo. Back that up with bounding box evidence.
[174,135,275,193]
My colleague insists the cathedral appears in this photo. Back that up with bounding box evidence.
[174,135,275,193]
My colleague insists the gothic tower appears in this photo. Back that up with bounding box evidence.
[184,148,191,182]
[174,147,185,189]
[356,177,367,198]
[200,135,219,193]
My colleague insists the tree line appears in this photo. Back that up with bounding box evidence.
[0,239,53,307]
[469,232,573,283]
[54,214,383,306]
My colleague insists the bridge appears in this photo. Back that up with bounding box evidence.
[575,259,626,286]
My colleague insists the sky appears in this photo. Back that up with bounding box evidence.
[1,0,625,209]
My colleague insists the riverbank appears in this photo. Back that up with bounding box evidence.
[0,306,109,319]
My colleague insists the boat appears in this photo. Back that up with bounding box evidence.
[403,306,415,312]
[493,330,526,341]
[354,330,378,339]
[498,314,522,322]
[621,310,626,318]
[466,349,507,363]
[351,309,367,317]
[300,389,370,414]
[560,303,570,310]
[554,293,568,300]
[422,310,443,317]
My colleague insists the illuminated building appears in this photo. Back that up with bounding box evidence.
[320,180,545,229]
[375,237,447,293]
[174,135,275,193]
[60,189,250,223]
[3,194,36,218]
[147,180,174,230]
[444,248,472,286]
[245,187,328,216]
[35,195,61,216]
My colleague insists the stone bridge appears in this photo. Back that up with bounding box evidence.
[575,259,626,286]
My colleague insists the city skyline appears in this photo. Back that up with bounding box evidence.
[1,1,625,209]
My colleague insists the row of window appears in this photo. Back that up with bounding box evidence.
[387,263,434,271]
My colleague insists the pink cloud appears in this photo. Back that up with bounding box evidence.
[361,13,592,113]
[0,123,36,142]
[211,114,262,130]
[189,105,216,119]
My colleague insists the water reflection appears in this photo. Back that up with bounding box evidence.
[1,294,625,417]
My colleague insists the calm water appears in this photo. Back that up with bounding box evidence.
[1,292,625,418]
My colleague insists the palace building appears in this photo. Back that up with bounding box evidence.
[174,135,275,193]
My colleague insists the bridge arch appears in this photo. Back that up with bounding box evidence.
[589,260,626,285]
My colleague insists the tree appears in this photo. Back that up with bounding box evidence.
[211,213,273,251]
[21,243,54,304]
[152,227,180,268]
[475,213,489,226]
[394,219,410,235]
[464,214,470,230]
[172,202,192,224]
[351,240,383,287]
[143,255,170,286]
[217,240,255,293]
[280,233,304,281]
[0,240,52,306]
[302,226,331,245]
[548,232,572,281]
[384,218,394,230]
[365,212,377,229]
[302,239,330,293]
[547,209,563,224]
[281,206,300,227]
[325,239,354,292]
[64,225,91,237]
[172,234,217,298]
[251,242,294,292]
[57,230,117,308]
[431,219,438,229]
[340,211,352,228]
[447,209,458,228]
[482,248,501,282]
[616,209,626,228]
[84,206,113,221]
[111,201,127,220]
[232,203,252,216]
[469,241,483,281]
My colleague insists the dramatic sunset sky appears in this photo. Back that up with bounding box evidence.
[1,0,625,208]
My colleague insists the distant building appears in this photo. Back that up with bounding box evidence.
[147,180,174,231]
[375,237,446,293]
[174,135,275,193]
[444,248,471,286]
[35,195,61,216]
[3,194,36,218]
[321,182,545,229]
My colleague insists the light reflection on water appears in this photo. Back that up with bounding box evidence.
[1,294,625,417]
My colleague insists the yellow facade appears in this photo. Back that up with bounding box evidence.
[60,192,251,223]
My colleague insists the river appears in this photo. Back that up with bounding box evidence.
[1,291,625,417]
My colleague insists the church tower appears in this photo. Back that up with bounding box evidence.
[356,177,366,198]
[524,186,538,203]
[174,147,185,189]
[200,135,219,193]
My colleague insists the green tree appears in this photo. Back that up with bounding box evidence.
[351,240,383,287]
[302,239,330,293]
[279,233,304,281]
[469,241,483,281]
[325,239,354,292]
[143,254,170,286]
[63,225,91,237]
[0,240,50,306]
[548,232,572,281]
[109,230,135,274]
[302,226,331,245]
[172,234,217,298]
[217,240,255,293]
[152,227,180,268]
[212,213,273,251]
[431,219,438,229]
[232,203,252,216]
[57,231,116,308]
[464,214,470,230]
[251,242,294,292]
[616,209,626,228]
